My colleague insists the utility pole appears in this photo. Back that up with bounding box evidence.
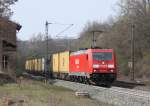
[91,31,103,48]
[131,24,135,81]
[127,0,135,81]
[45,21,52,83]
[44,21,73,82]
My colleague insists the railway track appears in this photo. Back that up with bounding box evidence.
[24,72,146,88]
[54,79,150,106]
[55,79,150,99]
[111,86,150,100]
[113,80,145,88]
[23,72,146,89]
[23,73,150,105]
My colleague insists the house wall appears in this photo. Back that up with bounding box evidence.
[0,18,21,72]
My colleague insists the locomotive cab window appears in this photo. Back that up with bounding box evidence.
[93,52,112,60]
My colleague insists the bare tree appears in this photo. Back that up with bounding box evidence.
[0,0,18,18]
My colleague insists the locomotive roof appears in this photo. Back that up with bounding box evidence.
[70,49,114,56]
[70,50,87,56]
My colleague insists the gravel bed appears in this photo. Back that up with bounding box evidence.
[52,79,150,106]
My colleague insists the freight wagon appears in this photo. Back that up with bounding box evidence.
[25,57,47,76]
[52,51,70,79]
[25,48,117,86]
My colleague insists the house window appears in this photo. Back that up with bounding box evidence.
[2,55,8,70]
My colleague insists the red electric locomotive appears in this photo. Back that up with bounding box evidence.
[26,48,117,86]
[69,49,117,86]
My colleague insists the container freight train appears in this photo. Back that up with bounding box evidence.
[25,49,117,86]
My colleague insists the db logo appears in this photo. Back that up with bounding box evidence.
[75,59,79,65]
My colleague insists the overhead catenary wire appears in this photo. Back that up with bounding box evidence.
[55,24,74,37]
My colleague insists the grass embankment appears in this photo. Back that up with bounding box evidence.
[0,79,111,106]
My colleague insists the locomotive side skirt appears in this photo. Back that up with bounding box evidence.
[69,72,90,78]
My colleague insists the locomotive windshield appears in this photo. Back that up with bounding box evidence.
[93,52,112,60]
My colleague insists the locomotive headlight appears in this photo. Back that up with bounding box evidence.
[94,70,97,72]
[110,70,114,72]
[93,64,100,68]
[108,64,114,68]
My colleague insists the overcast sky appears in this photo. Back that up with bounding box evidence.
[11,0,119,40]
